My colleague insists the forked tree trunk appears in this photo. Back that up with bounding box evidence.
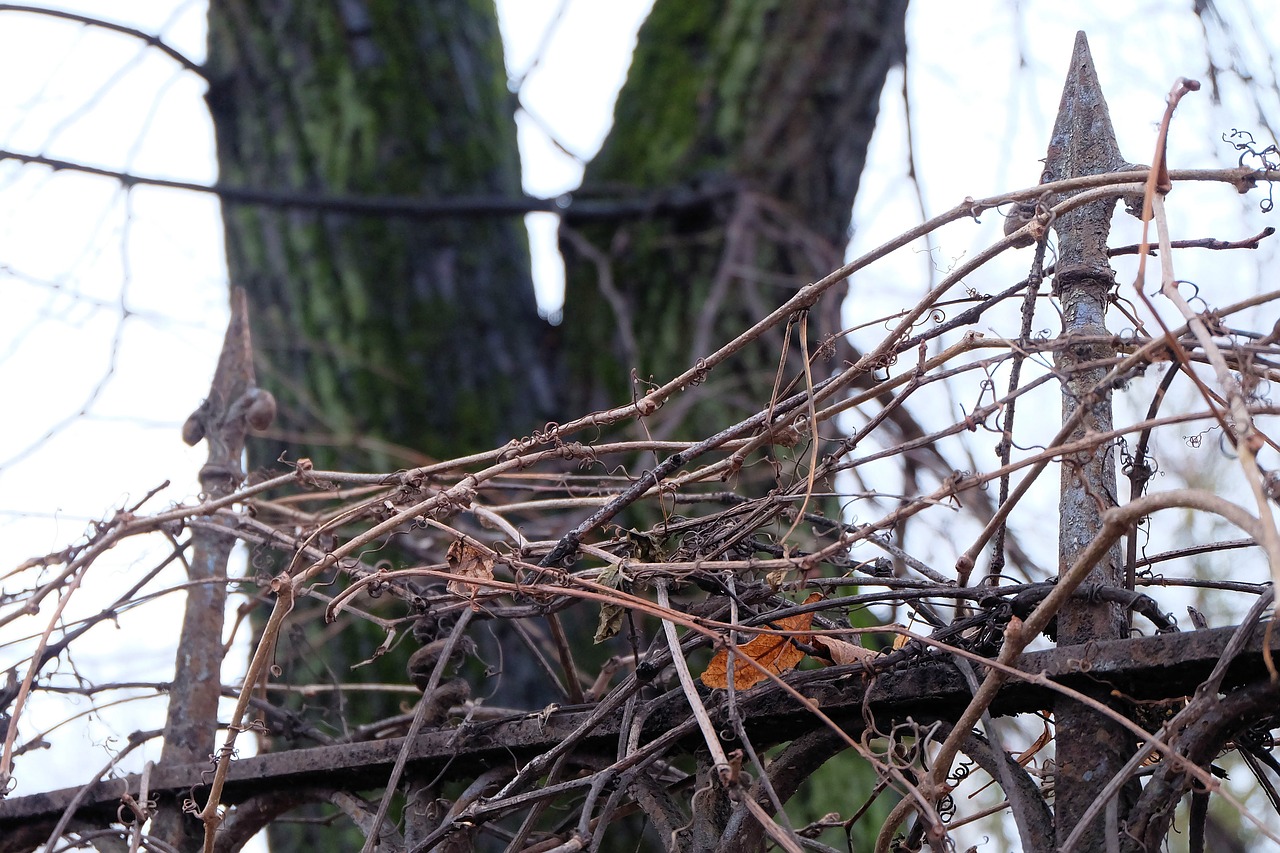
[562,2,908,443]
[203,1,904,849]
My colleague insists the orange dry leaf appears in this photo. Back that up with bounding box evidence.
[446,539,495,610]
[700,593,820,689]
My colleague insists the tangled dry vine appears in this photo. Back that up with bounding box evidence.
[5,43,1280,853]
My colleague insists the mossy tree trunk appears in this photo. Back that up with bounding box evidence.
[562,1,906,441]
[207,0,554,470]
[204,2,552,849]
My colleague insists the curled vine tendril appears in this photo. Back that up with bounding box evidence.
[1223,129,1279,211]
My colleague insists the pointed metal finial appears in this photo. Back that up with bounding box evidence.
[1042,31,1132,285]
[1045,32,1134,847]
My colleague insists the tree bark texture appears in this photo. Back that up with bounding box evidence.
[562,0,907,444]
[207,0,554,470]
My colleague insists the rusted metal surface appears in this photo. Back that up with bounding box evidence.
[165,287,275,773]
[1043,31,1136,847]
[154,288,275,847]
[1047,34,1132,646]
[3,622,1272,840]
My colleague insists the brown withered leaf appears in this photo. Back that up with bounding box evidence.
[446,539,495,610]
[812,636,876,667]
[1016,719,1053,767]
[700,593,820,689]
[593,563,629,644]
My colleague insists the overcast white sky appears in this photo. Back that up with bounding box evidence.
[2,0,1279,838]
[6,1,1279,561]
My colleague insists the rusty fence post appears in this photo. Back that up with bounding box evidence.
[151,287,275,847]
[1041,31,1137,848]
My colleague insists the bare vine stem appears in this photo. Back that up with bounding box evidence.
[927,488,1262,794]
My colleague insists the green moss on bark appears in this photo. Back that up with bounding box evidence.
[208,0,552,469]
